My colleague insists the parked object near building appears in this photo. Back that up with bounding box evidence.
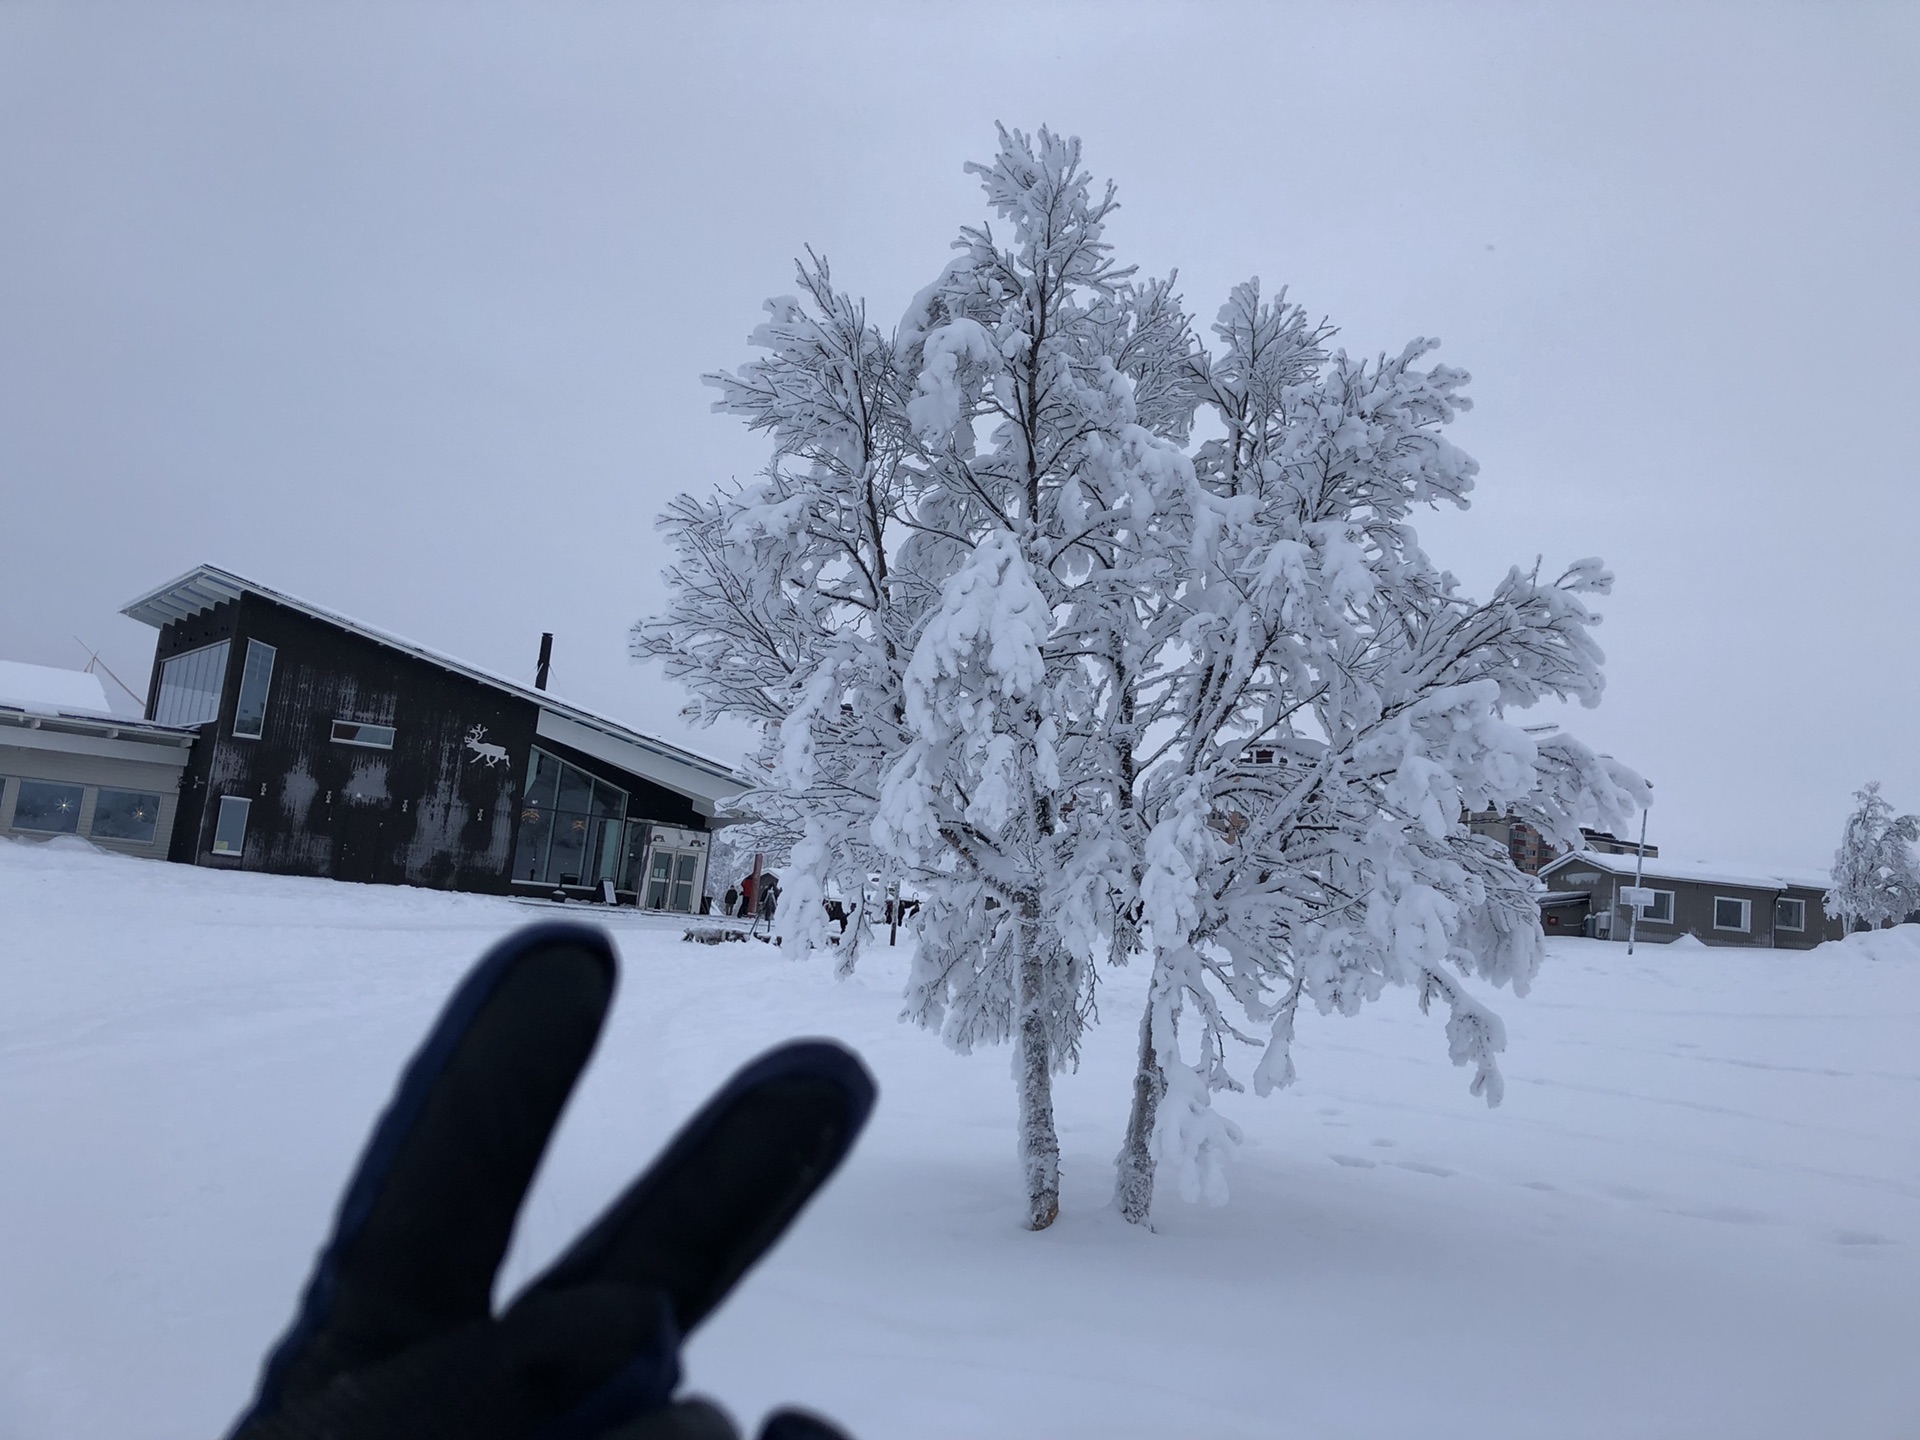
[0,661,195,857]
[1538,849,1842,948]
[118,565,743,908]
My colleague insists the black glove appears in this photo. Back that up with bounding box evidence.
[225,920,875,1440]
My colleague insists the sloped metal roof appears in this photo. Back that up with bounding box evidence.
[121,564,746,811]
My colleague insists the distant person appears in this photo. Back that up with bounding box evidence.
[723,884,739,917]
[759,875,781,924]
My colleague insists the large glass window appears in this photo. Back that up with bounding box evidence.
[1713,896,1751,932]
[153,641,231,727]
[91,788,163,843]
[514,747,629,886]
[12,779,84,833]
[1775,897,1806,932]
[232,640,277,739]
[212,795,251,856]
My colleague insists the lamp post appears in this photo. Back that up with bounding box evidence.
[1626,791,1652,955]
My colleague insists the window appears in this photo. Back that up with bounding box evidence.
[91,788,162,844]
[1713,896,1751,932]
[332,720,396,750]
[212,795,252,856]
[1774,897,1806,932]
[231,640,277,739]
[1626,888,1674,923]
[12,779,84,834]
[153,641,231,727]
[515,746,628,887]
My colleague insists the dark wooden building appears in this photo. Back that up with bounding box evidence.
[121,565,741,909]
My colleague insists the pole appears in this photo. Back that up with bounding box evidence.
[1626,800,1650,955]
[748,851,764,937]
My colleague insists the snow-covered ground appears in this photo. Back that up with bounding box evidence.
[2,839,1916,1440]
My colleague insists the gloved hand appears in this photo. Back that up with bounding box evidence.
[225,921,875,1440]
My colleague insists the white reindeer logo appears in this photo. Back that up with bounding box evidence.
[465,724,510,769]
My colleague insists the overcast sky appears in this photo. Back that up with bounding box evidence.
[2,3,1914,876]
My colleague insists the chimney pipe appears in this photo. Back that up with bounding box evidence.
[536,633,553,691]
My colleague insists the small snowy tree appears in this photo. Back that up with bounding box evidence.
[1828,782,1920,931]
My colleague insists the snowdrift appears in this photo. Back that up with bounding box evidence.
[2,837,1917,1439]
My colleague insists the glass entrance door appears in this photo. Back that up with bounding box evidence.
[643,844,706,913]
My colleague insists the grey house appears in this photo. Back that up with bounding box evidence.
[1538,850,1843,949]
[0,661,195,857]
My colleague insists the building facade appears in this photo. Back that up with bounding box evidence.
[119,566,742,908]
[1465,813,1658,877]
[1538,850,1842,949]
[1,663,195,857]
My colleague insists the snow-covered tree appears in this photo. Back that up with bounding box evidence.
[1109,282,1646,1222]
[1828,781,1920,931]
[637,124,1646,1231]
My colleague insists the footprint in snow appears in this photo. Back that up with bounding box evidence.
[1667,1204,1768,1225]
[1392,1161,1454,1178]
[1370,1138,1397,1147]
[1832,1230,1895,1247]
[1330,1154,1377,1168]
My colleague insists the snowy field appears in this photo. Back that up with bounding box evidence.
[2,839,1917,1440]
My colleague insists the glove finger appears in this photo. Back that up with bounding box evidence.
[232,1282,674,1440]
[758,1408,855,1440]
[600,1398,740,1440]
[517,1040,875,1336]
[237,922,619,1425]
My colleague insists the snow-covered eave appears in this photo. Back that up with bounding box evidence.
[0,704,196,742]
[1540,849,1829,894]
[0,704,199,766]
[120,565,748,797]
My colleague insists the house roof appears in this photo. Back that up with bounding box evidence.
[1540,849,1828,894]
[0,661,115,719]
[120,564,747,814]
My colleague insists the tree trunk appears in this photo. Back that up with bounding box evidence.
[1014,921,1060,1230]
[1113,995,1164,1226]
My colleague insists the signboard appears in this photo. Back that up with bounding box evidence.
[1619,886,1656,908]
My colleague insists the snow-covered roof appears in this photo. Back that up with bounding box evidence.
[1541,849,1828,893]
[120,564,747,812]
[0,661,114,719]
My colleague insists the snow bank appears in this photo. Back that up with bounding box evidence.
[2,841,1918,1439]
[1816,922,1920,964]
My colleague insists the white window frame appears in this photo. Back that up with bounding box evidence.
[1712,895,1752,933]
[212,795,252,856]
[1623,887,1674,923]
[231,639,277,739]
[1774,896,1806,933]
[332,720,396,750]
